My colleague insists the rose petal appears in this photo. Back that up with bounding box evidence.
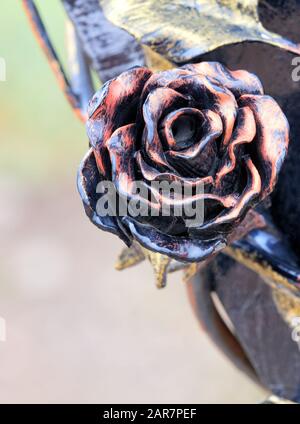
[87,66,152,176]
[160,107,205,151]
[182,62,264,97]
[191,157,261,233]
[136,151,213,187]
[107,124,136,189]
[144,70,237,147]
[107,123,237,225]
[107,124,162,213]
[107,126,189,234]
[183,74,237,147]
[106,124,150,203]
[107,124,232,213]
[166,109,223,160]
[122,217,227,262]
[216,106,256,185]
[140,68,192,103]
[142,87,189,169]
[136,152,236,210]
[239,94,289,198]
[147,183,237,209]
[77,148,131,245]
[162,110,222,177]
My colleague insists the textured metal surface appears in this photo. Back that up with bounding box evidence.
[66,20,94,115]
[100,0,300,64]
[62,0,145,82]
[191,254,300,402]
[272,290,300,328]
[186,268,259,384]
[231,228,300,289]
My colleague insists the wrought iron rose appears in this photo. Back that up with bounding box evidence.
[78,62,289,262]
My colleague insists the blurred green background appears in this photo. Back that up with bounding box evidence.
[0,0,86,181]
[0,1,266,403]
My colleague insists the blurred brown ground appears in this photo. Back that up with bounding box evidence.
[0,1,267,403]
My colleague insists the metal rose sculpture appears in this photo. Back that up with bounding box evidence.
[78,62,289,262]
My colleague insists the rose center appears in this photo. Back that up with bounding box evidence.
[171,115,198,150]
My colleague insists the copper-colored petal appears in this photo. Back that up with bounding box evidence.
[142,87,189,168]
[122,217,226,262]
[192,157,261,233]
[141,69,237,147]
[107,126,193,235]
[136,151,213,187]
[183,62,264,97]
[166,109,223,160]
[239,94,289,198]
[175,73,237,146]
[216,106,256,185]
[107,123,223,217]
[136,152,235,209]
[106,124,136,186]
[148,184,237,209]
[77,148,131,245]
[87,66,152,176]
[107,122,235,211]
[107,124,160,212]
[140,68,192,104]
[160,107,205,151]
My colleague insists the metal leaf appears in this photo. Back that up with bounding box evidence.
[142,248,172,289]
[115,242,192,288]
[100,0,300,64]
[115,242,146,270]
